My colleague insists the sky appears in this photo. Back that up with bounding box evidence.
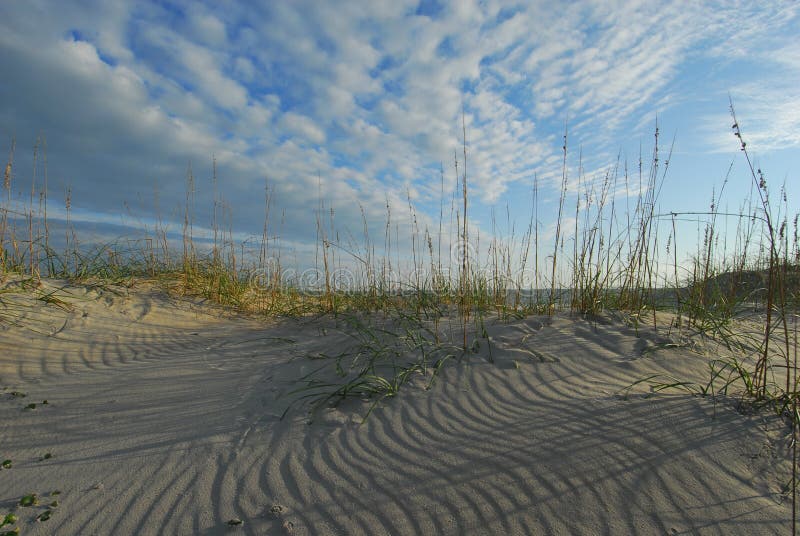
[1,0,798,278]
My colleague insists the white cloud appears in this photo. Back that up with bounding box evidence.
[188,11,227,46]
[234,56,256,81]
[280,112,326,145]
[136,24,248,111]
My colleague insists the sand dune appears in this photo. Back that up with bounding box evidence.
[0,280,792,534]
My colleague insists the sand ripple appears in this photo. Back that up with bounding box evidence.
[0,288,792,534]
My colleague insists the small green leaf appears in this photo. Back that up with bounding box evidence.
[25,403,36,410]
[0,513,17,528]
[36,510,52,522]
[40,453,52,461]
[19,493,38,507]
[51,490,61,496]
[1,460,11,469]
[0,527,20,536]
[226,518,243,526]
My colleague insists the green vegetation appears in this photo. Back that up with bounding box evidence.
[18,494,37,508]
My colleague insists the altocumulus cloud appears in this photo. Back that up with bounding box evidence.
[0,0,797,267]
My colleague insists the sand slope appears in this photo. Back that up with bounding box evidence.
[0,280,792,535]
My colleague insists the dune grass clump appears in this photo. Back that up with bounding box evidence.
[288,305,465,422]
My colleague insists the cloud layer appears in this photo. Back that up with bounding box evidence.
[0,0,797,268]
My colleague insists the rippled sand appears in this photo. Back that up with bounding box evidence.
[0,280,792,534]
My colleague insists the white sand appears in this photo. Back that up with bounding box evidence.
[0,279,793,534]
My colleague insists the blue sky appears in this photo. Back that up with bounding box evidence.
[0,0,798,275]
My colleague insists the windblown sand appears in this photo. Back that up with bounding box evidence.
[0,280,793,534]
